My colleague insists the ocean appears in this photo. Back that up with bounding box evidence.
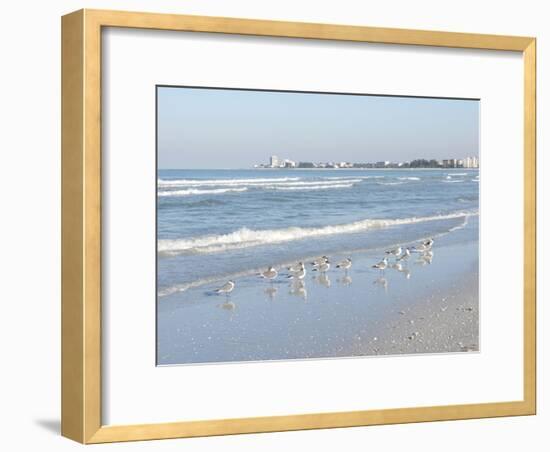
[157,168,479,298]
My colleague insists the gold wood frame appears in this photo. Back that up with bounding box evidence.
[61,9,536,444]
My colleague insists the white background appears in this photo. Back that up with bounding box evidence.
[0,0,547,450]
[103,28,524,425]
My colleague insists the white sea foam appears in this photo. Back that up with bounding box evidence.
[159,178,362,188]
[158,187,248,197]
[158,177,299,187]
[264,183,354,191]
[377,181,405,186]
[397,177,421,181]
[442,180,464,183]
[446,173,468,176]
[158,210,478,256]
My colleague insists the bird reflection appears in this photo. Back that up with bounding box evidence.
[415,252,433,266]
[219,300,236,311]
[390,262,412,279]
[314,273,331,288]
[264,286,278,301]
[337,275,353,286]
[289,280,307,301]
[373,277,388,293]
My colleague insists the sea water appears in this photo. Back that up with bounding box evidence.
[157,168,479,298]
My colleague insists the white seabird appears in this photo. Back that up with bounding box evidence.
[372,257,388,273]
[215,280,235,295]
[397,247,411,261]
[260,266,278,281]
[336,258,352,271]
[385,246,402,257]
[312,261,330,273]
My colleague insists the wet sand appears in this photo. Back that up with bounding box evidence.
[157,217,479,365]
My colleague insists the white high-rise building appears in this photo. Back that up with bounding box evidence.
[270,155,279,168]
[463,156,479,168]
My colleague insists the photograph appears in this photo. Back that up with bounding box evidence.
[156,86,480,366]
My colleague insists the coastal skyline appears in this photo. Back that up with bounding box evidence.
[157,86,479,169]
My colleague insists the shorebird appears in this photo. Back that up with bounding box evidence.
[310,256,329,267]
[372,257,388,274]
[287,267,306,280]
[260,266,278,282]
[215,280,235,296]
[397,247,411,261]
[411,243,429,253]
[336,258,352,271]
[423,238,434,248]
[287,262,304,273]
[312,261,330,273]
[385,246,402,258]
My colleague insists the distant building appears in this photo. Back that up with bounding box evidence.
[463,156,479,168]
[375,161,389,168]
[283,159,297,168]
[442,159,458,168]
[270,155,279,168]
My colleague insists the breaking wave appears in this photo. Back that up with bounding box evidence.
[158,187,248,197]
[158,210,478,256]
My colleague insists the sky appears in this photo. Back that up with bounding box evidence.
[157,86,479,169]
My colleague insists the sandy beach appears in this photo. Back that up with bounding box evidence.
[157,215,478,365]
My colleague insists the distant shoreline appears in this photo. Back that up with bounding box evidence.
[159,167,480,171]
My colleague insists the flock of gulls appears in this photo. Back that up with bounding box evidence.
[214,238,435,299]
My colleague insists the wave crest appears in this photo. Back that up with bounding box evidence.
[158,210,478,256]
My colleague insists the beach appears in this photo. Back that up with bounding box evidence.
[156,169,479,365]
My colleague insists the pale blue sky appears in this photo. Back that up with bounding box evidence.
[157,86,479,169]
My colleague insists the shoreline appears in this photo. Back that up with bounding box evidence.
[157,217,479,365]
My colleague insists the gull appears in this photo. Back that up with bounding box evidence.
[288,267,306,280]
[372,257,388,274]
[397,248,411,261]
[385,246,402,257]
[260,266,278,281]
[287,262,304,273]
[423,238,434,248]
[310,256,329,267]
[336,258,352,271]
[411,243,429,253]
[215,280,235,296]
[313,261,330,273]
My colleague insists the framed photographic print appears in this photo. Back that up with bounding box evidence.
[61,9,536,444]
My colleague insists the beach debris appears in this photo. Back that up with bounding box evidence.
[398,311,406,315]
[408,332,420,340]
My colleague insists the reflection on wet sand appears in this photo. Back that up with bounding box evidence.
[219,300,236,311]
[337,275,353,286]
[314,273,331,288]
[289,280,307,301]
[264,286,278,301]
[373,277,388,293]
